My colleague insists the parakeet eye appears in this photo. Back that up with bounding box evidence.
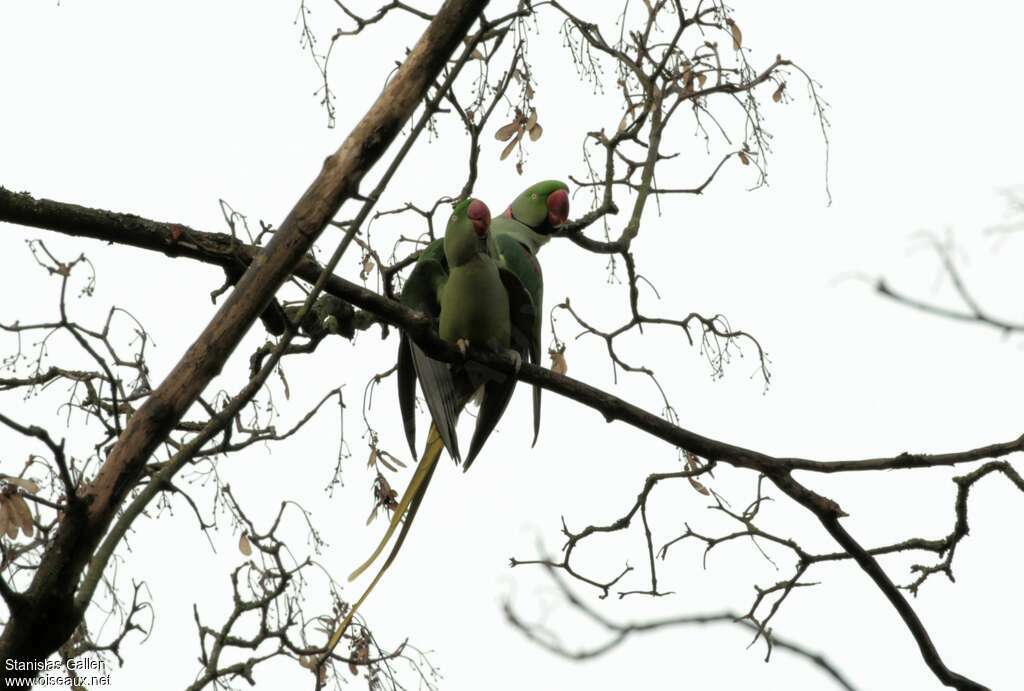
[531,193,538,200]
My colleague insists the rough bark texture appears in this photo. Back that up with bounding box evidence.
[0,0,488,679]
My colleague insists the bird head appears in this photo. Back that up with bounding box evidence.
[505,180,570,235]
[445,197,493,266]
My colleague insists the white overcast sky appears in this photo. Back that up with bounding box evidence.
[2,2,1023,690]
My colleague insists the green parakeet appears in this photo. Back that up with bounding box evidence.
[490,180,570,444]
[326,197,534,652]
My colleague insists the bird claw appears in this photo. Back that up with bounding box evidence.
[506,349,523,374]
[456,338,471,357]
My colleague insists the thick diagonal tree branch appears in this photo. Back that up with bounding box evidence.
[0,192,1007,690]
[770,474,987,691]
[82,0,486,523]
[0,0,489,679]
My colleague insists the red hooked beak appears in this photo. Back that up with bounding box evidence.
[546,189,569,227]
[467,198,491,237]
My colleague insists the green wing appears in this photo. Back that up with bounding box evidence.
[459,265,533,471]
[493,229,543,445]
[397,239,462,461]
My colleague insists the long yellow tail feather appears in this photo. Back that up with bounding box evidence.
[322,424,445,657]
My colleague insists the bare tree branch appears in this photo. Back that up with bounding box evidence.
[505,562,860,691]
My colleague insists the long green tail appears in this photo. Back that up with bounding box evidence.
[323,424,445,656]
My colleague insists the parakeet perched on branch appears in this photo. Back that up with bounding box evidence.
[489,180,569,444]
[327,196,535,652]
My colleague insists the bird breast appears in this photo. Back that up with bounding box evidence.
[439,259,511,348]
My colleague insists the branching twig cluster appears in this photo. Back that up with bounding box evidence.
[0,247,367,686]
[504,561,859,691]
[187,487,436,691]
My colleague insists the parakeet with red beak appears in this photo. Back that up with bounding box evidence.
[490,180,570,445]
[327,197,534,653]
[496,179,571,254]
[396,196,535,467]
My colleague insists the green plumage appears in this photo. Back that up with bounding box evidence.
[439,249,510,349]
[397,181,569,455]
[398,197,531,468]
[490,179,570,444]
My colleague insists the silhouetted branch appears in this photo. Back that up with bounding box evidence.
[505,562,859,691]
